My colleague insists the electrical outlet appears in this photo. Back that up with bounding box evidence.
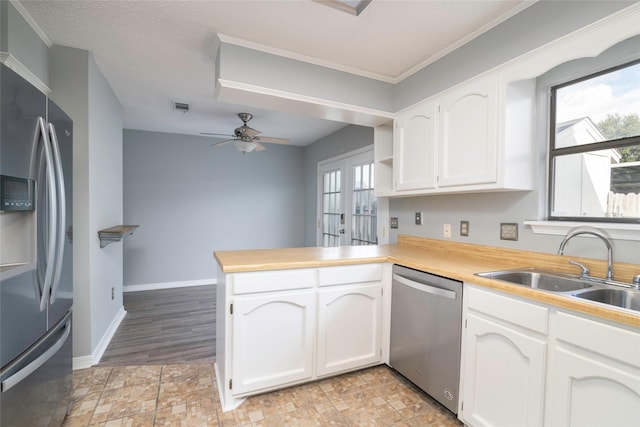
[460,220,469,237]
[443,223,451,238]
[390,217,399,229]
[415,212,423,225]
[500,223,518,241]
[111,287,115,300]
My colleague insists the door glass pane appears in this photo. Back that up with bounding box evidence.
[322,169,342,247]
[351,161,377,245]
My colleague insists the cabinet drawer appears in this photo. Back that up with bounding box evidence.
[556,311,640,367]
[318,264,383,287]
[466,286,549,335]
[232,269,316,294]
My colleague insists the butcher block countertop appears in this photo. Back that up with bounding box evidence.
[214,235,640,328]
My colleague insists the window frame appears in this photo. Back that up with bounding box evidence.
[547,59,640,224]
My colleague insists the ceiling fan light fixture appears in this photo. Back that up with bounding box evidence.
[233,140,257,153]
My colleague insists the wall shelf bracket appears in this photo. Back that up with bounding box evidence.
[98,225,139,248]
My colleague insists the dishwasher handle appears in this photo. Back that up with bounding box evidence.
[392,273,457,299]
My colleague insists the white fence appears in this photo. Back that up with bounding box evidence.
[607,191,640,218]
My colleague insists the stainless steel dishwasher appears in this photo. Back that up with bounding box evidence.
[390,265,463,414]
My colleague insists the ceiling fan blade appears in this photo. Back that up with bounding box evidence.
[212,138,236,147]
[256,136,289,145]
[254,142,267,152]
[201,132,234,137]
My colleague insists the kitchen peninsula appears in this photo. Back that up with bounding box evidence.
[214,235,640,426]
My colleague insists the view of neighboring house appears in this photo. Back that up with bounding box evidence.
[554,117,639,218]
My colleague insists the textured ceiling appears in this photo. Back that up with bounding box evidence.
[20,0,531,146]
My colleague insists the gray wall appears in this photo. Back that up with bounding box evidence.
[0,1,49,86]
[123,130,305,286]
[393,0,635,110]
[302,125,374,246]
[388,9,640,265]
[49,46,124,359]
[217,42,394,112]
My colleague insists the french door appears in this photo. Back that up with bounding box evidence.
[317,149,377,247]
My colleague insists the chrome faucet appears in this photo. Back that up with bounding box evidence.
[558,229,614,281]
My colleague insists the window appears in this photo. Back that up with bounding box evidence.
[549,60,640,223]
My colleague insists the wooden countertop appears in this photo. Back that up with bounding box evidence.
[214,235,640,328]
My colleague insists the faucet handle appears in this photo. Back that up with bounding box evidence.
[633,274,640,290]
[569,260,590,277]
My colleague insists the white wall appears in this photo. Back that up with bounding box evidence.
[49,46,124,360]
[122,130,305,287]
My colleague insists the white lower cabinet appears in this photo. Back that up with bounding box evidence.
[461,284,640,427]
[461,287,547,427]
[216,264,386,411]
[548,312,640,427]
[231,290,315,395]
[317,283,382,377]
[549,348,640,427]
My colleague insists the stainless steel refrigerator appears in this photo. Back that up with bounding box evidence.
[0,63,73,426]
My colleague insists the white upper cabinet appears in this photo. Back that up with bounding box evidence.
[438,75,498,188]
[393,100,437,191]
[382,73,532,196]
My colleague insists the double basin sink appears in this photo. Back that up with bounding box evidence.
[475,268,640,313]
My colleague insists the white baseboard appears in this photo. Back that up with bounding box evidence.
[72,355,94,371]
[124,278,216,293]
[72,306,126,370]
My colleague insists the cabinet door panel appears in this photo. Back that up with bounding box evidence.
[439,76,498,187]
[232,291,314,395]
[462,312,546,427]
[550,348,640,427]
[394,102,437,191]
[317,284,382,376]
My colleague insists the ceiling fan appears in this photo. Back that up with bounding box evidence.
[201,112,290,154]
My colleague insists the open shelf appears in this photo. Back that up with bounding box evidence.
[98,225,139,248]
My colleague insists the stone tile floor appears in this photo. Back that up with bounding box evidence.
[63,364,463,427]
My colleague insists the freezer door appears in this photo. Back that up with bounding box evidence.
[0,312,72,427]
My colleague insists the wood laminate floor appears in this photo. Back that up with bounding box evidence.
[99,285,216,365]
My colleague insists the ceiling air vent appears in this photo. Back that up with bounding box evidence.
[173,102,190,113]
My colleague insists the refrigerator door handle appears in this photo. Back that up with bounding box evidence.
[47,123,66,304]
[36,117,58,312]
[0,317,70,392]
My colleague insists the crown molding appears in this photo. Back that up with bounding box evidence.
[0,52,51,94]
[215,78,394,127]
[9,0,53,48]
[216,33,397,84]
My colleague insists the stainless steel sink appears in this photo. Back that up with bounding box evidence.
[476,268,594,292]
[476,268,640,314]
[574,288,640,312]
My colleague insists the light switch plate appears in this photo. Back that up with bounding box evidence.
[500,223,518,241]
[390,217,399,229]
[415,212,423,225]
[460,220,469,237]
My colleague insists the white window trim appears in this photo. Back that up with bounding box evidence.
[524,220,640,241]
